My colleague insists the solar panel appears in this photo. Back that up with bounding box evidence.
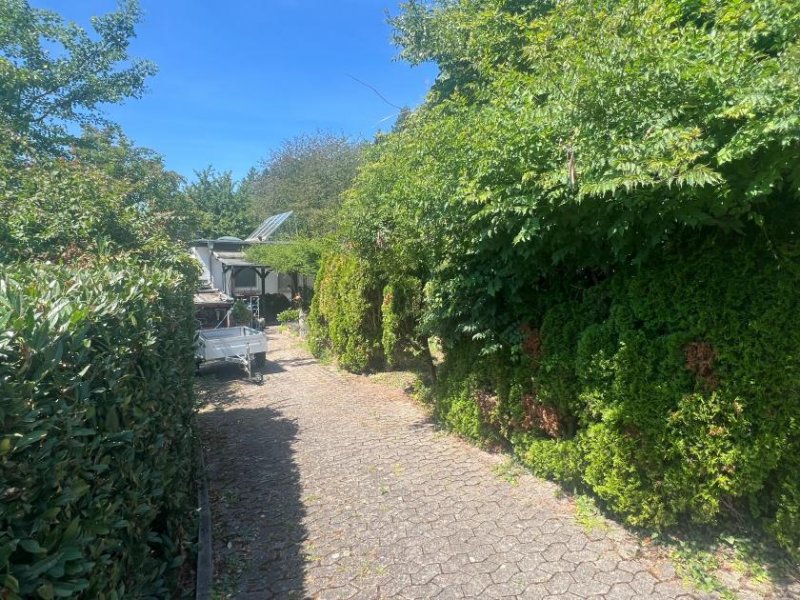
[246,211,294,241]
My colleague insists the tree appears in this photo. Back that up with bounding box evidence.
[348,0,800,342]
[0,139,181,266]
[74,126,199,241]
[186,166,253,239]
[242,132,365,238]
[246,238,325,278]
[0,0,157,154]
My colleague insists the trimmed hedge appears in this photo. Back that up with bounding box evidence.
[308,254,430,374]
[0,263,197,599]
[431,232,800,558]
[305,219,800,559]
[308,252,383,372]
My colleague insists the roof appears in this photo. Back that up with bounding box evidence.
[246,211,293,241]
[189,238,257,248]
[212,251,272,269]
[194,289,234,306]
[189,211,294,247]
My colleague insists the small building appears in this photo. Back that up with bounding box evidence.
[190,237,293,299]
[190,211,310,322]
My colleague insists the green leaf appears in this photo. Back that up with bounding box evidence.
[19,539,46,554]
[13,430,47,451]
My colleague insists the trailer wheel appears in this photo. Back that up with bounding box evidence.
[253,352,266,368]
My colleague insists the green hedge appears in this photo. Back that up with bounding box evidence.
[308,252,383,372]
[0,263,198,599]
[277,308,300,324]
[308,254,430,374]
[431,233,800,559]
[381,277,425,369]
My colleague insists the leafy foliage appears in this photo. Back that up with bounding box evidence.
[185,166,253,239]
[313,0,800,559]
[243,133,364,238]
[74,127,198,241]
[245,238,325,277]
[0,263,197,599]
[0,151,188,267]
[0,0,157,153]
[0,3,200,596]
[277,308,300,324]
[348,0,800,342]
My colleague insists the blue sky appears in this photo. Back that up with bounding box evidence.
[36,1,438,181]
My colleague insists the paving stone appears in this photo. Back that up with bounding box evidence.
[544,571,575,595]
[567,578,611,597]
[490,562,521,584]
[198,328,722,599]
[433,586,467,600]
[459,573,494,596]
[595,567,634,586]
[397,582,442,598]
[517,583,551,599]
[409,563,441,585]
[482,581,528,597]
[629,570,659,596]
[605,582,638,600]
[319,584,360,600]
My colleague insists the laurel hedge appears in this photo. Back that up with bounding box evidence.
[0,263,198,599]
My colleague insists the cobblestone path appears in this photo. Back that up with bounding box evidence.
[198,328,708,599]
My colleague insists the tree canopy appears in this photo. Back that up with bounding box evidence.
[185,166,253,239]
[0,1,196,266]
[0,0,157,154]
[246,237,326,278]
[74,127,199,240]
[241,133,365,282]
[346,0,800,344]
[243,132,365,238]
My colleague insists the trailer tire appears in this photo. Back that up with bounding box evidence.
[253,352,266,368]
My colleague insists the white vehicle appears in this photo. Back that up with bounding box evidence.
[195,326,267,382]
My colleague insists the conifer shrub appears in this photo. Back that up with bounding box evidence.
[514,435,584,489]
[431,231,800,557]
[381,277,424,369]
[431,344,500,444]
[308,252,383,372]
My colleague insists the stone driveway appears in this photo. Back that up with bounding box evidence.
[198,328,709,599]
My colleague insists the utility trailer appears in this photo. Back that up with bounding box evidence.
[196,326,267,382]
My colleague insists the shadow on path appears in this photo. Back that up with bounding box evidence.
[198,381,306,599]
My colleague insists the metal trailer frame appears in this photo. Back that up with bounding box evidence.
[196,326,267,382]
